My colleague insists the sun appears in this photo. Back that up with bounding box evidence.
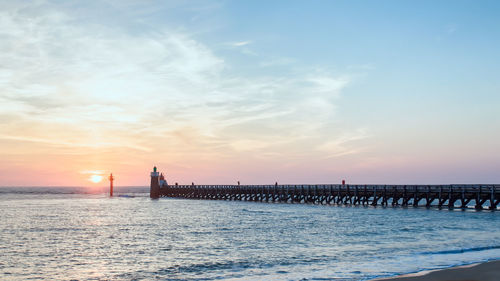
[89,174,103,183]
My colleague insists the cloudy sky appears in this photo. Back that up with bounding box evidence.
[1,0,499,186]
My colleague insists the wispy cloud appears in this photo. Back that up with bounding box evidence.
[317,129,370,158]
[0,135,151,152]
[0,1,369,184]
[230,40,252,47]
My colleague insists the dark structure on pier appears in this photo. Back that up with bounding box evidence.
[150,168,500,210]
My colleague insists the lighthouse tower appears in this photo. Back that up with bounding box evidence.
[109,173,114,197]
[150,166,160,199]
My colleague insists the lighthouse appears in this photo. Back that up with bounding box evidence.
[109,173,114,197]
[150,166,160,199]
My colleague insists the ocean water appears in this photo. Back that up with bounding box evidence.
[1,187,499,280]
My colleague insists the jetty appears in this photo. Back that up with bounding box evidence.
[150,167,500,210]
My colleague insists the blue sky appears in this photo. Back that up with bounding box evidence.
[0,0,499,185]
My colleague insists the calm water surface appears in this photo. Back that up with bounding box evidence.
[1,187,499,280]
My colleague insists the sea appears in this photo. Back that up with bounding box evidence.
[1,186,499,281]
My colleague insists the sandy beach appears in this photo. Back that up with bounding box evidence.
[375,260,500,281]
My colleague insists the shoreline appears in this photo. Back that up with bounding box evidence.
[373,259,500,281]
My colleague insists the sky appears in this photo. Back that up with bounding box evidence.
[1,0,499,186]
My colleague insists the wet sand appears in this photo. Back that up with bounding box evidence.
[374,260,500,281]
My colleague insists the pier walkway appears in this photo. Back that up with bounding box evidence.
[154,185,500,210]
[150,168,499,210]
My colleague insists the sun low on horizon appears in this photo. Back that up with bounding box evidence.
[89,174,103,184]
[79,170,108,186]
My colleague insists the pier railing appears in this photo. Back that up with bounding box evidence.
[155,184,500,210]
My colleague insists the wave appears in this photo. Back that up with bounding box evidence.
[420,245,500,256]
[241,208,273,214]
[372,249,500,281]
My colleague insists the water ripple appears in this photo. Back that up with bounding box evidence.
[0,191,499,280]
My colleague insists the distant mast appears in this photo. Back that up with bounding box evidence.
[109,173,114,197]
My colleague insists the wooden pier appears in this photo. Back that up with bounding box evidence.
[150,169,500,210]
